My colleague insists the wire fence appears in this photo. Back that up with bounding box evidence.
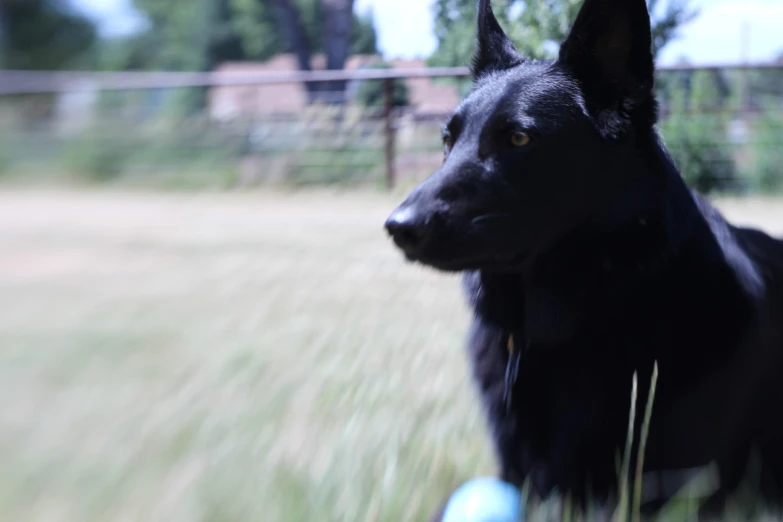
[0,62,781,193]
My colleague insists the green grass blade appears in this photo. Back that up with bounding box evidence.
[633,361,659,522]
[615,371,639,522]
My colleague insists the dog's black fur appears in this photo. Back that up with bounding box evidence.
[384,0,783,515]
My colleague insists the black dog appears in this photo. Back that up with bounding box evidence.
[384,0,783,515]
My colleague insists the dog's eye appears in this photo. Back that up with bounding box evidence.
[510,132,531,147]
[442,133,453,156]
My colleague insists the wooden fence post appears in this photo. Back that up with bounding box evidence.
[383,78,396,190]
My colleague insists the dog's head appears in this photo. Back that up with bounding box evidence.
[385,0,659,272]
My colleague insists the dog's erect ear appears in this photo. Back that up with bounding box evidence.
[558,0,657,135]
[472,0,524,79]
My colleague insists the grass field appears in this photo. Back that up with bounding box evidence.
[1,189,782,522]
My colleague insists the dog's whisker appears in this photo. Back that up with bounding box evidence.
[472,214,510,225]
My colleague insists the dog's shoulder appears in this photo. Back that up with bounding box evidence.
[691,192,780,301]
[733,224,783,272]
[732,225,783,316]
[461,270,484,309]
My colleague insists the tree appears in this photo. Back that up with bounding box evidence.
[228,0,291,62]
[429,0,697,68]
[351,10,378,55]
[0,0,97,70]
[322,0,355,69]
[320,0,356,100]
[265,0,315,75]
[208,0,247,68]
[647,0,698,57]
[259,0,360,102]
[0,0,98,126]
[123,0,377,71]
[229,0,376,61]
[125,0,246,72]
[116,0,377,104]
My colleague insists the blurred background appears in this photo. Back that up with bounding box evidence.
[0,1,782,521]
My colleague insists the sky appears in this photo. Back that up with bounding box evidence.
[74,0,783,66]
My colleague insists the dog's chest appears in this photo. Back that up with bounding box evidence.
[522,280,591,344]
[520,262,633,344]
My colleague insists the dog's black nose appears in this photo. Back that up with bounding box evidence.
[385,206,431,254]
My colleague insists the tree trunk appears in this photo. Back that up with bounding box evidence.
[0,3,6,69]
[267,0,356,105]
[321,0,355,104]
[267,0,317,102]
[207,0,247,70]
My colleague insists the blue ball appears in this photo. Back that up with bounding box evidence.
[442,477,523,522]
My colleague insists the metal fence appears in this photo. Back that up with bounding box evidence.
[0,63,781,193]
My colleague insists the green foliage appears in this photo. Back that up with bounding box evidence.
[98,33,160,71]
[354,63,410,109]
[53,112,245,187]
[101,0,256,113]
[351,10,379,55]
[287,145,384,186]
[228,0,281,61]
[99,0,259,72]
[428,0,697,69]
[229,0,377,60]
[112,0,378,73]
[430,0,486,67]
[647,0,699,57]
[128,0,227,71]
[207,0,248,68]
[0,0,97,70]
[750,99,783,193]
[64,134,130,182]
[723,66,783,111]
[0,145,9,176]
[659,70,738,194]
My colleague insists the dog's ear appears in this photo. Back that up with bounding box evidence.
[558,0,657,135]
[472,0,524,80]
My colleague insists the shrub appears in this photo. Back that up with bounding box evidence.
[0,145,10,176]
[63,134,130,182]
[750,100,783,194]
[353,62,409,110]
[659,70,739,194]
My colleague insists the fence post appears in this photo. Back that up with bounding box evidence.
[383,78,396,190]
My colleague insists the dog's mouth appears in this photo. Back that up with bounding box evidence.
[403,249,531,273]
[385,207,531,272]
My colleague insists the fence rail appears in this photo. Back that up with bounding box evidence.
[0,62,781,193]
[0,67,472,95]
[0,61,781,94]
